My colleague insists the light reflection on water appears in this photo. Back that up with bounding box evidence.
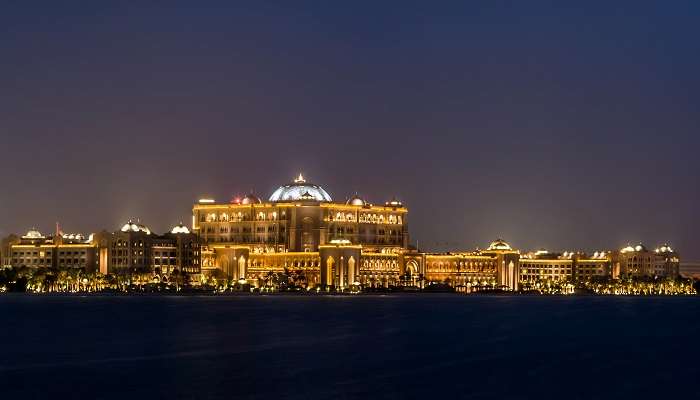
[1,295,698,399]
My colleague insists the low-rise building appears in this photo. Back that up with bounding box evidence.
[2,229,98,271]
[2,222,201,283]
[519,250,611,283]
[519,250,575,283]
[612,244,680,278]
[94,221,201,281]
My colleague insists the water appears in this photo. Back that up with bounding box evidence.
[1,294,698,399]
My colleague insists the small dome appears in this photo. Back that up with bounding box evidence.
[655,244,674,253]
[170,223,190,234]
[621,243,647,253]
[385,197,403,207]
[621,245,635,253]
[62,233,85,241]
[121,220,151,235]
[23,229,44,239]
[347,194,366,206]
[241,193,261,205]
[269,174,333,202]
[487,238,512,251]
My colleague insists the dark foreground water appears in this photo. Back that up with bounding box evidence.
[1,295,699,400]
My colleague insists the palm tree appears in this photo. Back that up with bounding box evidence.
[172,268,183,291]
[115,269,130,292]
[132,266,150,291]
[57,269,69,292]
[29,270,46,292]
[263,270,275,288]
[106,273,119,291]
[294,269,306,288]
[69,268,82,292]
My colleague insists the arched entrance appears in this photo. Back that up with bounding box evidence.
[302,217,315,251]
[405,259,419,287]
[219,256,231,279]
[325,256,335,286]
[238,255,247,280]
[348,256,356,286]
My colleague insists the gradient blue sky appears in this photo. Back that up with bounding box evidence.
[1,1,698,257]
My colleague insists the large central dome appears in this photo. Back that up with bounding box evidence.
[269,174,333,202]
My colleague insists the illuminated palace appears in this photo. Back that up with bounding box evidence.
[192,174,680,291]
[1,174,681,291]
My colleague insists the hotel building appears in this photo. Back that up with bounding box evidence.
[519,250,611,283]
[192,174,681,291]
[0,174,681,291]
[612,244,680,278]
[193,174,525,290]
[2,222,201,282]
[1,230,99,272]
[93,221,201,279]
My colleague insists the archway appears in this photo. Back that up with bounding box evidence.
[405,259,419,286]
[348,256,356,286]
[302,217,315,251]
[326,256,335,286]
[219,256,231,279]
[507,260,515,290]
[238,255,247,280]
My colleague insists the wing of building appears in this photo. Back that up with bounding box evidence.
[1,223,202,284]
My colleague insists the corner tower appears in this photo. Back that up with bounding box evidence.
[481,239,520,291]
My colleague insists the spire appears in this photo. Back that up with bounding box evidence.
[294,173,306,183]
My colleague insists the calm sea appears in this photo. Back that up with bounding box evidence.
[1,294,698,399]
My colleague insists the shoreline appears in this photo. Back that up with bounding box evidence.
[1,291,697,298]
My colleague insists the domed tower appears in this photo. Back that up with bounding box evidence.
[615,243,659,277]
[167,223,201,277]
[267,174,334,252]
[482,238,520,291]
[108,220,154,274]
[655,244,680,277]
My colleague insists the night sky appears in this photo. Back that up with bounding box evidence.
[1,1,698,258]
